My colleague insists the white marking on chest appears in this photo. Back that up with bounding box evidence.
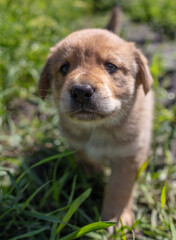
[84,129,145,162]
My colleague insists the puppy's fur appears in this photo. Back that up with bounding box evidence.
[39,8,153,227]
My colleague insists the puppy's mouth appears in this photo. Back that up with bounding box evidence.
[69,109,109,121]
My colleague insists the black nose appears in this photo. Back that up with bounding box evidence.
[70,85,95,104]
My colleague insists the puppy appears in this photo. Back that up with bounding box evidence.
[38,7,153,227]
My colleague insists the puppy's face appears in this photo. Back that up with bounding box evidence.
[39,29,152,125]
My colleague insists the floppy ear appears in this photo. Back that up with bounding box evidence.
[38,58,52,100]
[135,49,153,94]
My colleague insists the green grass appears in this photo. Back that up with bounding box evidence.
[91,0,176,39]
[1,0,176,239]
[125,0,176,39]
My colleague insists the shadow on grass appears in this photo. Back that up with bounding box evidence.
[1,142,105,239]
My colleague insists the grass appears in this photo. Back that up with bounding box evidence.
[1,0,176,239]
[125,0,176,39]
[91,0,176,39]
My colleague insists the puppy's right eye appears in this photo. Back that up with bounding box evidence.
[104,62,118,74]
[60,63,70,76]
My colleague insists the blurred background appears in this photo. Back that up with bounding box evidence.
[0,0,176,239]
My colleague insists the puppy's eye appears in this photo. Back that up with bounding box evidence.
[104,62,118,73]
[60,63,69,75]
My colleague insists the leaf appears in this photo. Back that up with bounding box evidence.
[56,188,92,235]
[59,222,115,240]
[9,227,49,240]
[161,181,167,208]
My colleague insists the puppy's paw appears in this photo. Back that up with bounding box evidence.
[118,209,134,227]
[104,210,134,234]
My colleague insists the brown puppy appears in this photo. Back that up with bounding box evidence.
[38,9,153,227]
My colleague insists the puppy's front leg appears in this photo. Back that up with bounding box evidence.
[101,156,140,226]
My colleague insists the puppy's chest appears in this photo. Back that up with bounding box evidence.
[85,130,118,161]
[62,123,139,162]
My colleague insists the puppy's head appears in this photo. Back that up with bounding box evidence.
[39,29,153,125]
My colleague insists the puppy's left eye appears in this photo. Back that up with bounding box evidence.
[104,62,118,73]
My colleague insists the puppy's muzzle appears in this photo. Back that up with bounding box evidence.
[70,84,95,104]
[69,84,107,121]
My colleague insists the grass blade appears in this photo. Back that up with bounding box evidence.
[0,208,13,220]
[17,151,74,183]
[22,181,51,210]
[161,181,167,208]
[169,215,176,239]
[119,219,126,240]
[67,175,77,206]
[56,188,92,235]
[9,226,49,240]
[59,221,115,240]
[23,210,62,223]
[32,151,75,168]
[137,158,150,179]
[53,172,69,203]
[50,222,58,240]
[6,170,19,190]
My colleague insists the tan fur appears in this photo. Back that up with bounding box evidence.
[39,24,153,228]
